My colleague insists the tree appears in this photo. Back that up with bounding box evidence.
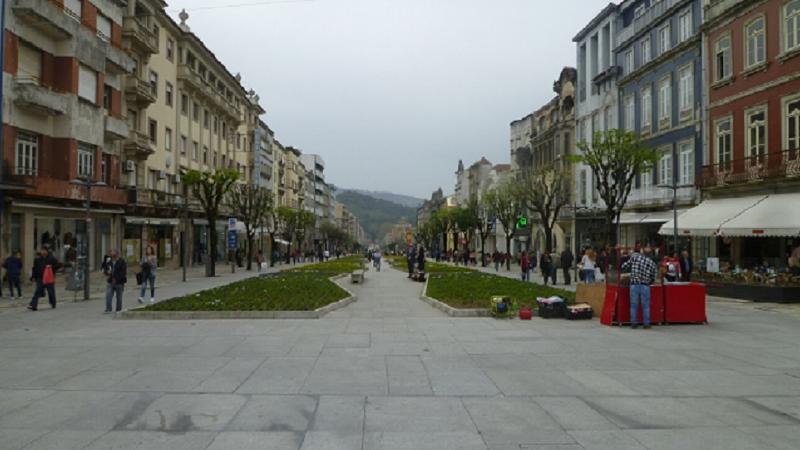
[295,210,316,255]
[573,129,659,247]
[433,208,458,256]
[518,164,572,255]
[182,169,240,277]
[465,195,493,266]
[227,184,272,271]
[483,180,523,270]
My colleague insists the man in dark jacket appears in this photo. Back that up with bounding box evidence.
[679,249,693,282]
[560,248,574,286]
[406,245,416,278]
[105,250,127,313]
[3,250,24,299]
[28,247,60,311]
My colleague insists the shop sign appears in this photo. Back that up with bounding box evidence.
[706,257,720,273]
[227,230,238,249]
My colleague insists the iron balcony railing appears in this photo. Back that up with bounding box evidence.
[699,149,800,188]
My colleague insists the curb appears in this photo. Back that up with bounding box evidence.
[115,274,357,320]
[419,276,491,318]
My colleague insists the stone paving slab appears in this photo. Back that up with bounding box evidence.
[0,263,799,449]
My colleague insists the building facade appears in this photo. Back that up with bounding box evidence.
[615,0,704,249]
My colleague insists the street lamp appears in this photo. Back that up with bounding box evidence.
[71,178,106,301]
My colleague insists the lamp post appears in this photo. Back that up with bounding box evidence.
[71,178,106,301]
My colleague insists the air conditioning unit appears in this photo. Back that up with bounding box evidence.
[158,170,166,180]
[124,160,135,172]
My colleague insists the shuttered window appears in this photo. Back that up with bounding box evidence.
[18,41,42,84]
[78,65,97,103]
[97,14,112,42]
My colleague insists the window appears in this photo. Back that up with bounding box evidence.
[641,86,652,129]
[180,135,187,155]
[604,107,613,131]
[659,150,673,186]
[745,17,766,68]
[716,118,733,167]
[165,82,173,107]
[204,109,209,129]
[165,127,173,152]
[641,169,653,189]
[64,0,81,21]
[635,4,646,18]
[785,97,800,150]
[580,170,588,205]
[101,154,110,184]
[625,95,635,131]
[746,108,767,160]
[203,146,209,164]
[715,36,732,81]
[15,131,38,176]
[625,50,634,74]
[679,141,694,186]
[181,94,189,115]
[678,9,692,42]
[102,85,113,111]
[77,143,95,178]
[192,141,199,160]
[193,101,199,122]
[213,117,218,134]
[148,119,157,143]
[785,0,800,52]
[166,39,175,61]
[78,65,97,103]
[641,37,651,64]
[97,14,111,42]
[678,65,693,113]
[591,112,600,136]
[659,24,671,54]
[149,71,158,98]
[17,41,42,84]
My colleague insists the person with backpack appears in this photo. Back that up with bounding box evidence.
[138,246,157,304]
[3,250,24,299]
[28,247,60,311]
[105,250,127,313]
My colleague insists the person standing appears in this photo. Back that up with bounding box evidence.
[3,251,24,299]
[679,249,693,282]
[520,251,530,282]
[560,248,574,286]
[540,252,551,285]
[406,245,415,278]
[549,250,560,285]
[417,245,426,274]
[580,249,597,283]
[138,246,157,304]
[622,247,658,329]
[105,250,128,313]
[661,252,682,283]
[28,247,60,311]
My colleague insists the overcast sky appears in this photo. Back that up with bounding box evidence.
[167,0,612,199]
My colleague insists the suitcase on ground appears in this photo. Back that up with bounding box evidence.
[566,303,593,320]
[538,301,566,319]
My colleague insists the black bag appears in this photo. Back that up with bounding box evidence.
[538,302,567,319]
[566,303,593,320]
[135,272,143,285]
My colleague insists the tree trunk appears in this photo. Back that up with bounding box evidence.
[246,233,254,271]
[480,234,486,266]
[505,232,512,271]
[544,224,553,254]
[269,233,276,266]
[207,216,217,277]
[606,209,618,248]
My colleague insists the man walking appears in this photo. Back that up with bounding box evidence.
[28,247,60,311]
[622,246,659,329]
[679,249,693,282]
[105,250,128,313]
[560,247,574,286]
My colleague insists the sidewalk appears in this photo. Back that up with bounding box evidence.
[0,261,305,314]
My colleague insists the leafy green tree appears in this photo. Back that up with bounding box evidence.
[227,185,272,271]
[182,169,239,277]
[483,180,523,270]
[573,129,659,246]
[433,208,458,255]
[518,165,572,254]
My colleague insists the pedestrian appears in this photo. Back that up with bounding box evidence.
[28,247,60,311]
[661,252,681,283]
[406,245,416,278]
[373,249,382,271]
[540,252,551,285]
[493,251,500,272]
[679,249,693,282]
[549,250,560,285]
[323,249,330,261]
[138,245,157,304]
[417,245,426,273]
[520,251,530,281]
[580,249,597,283]
[3,250,24,299]
[256,250,265,272]
[598,248,608,275]
[622,246,659,329]
[105,250,128,313]
[560,247,574,286]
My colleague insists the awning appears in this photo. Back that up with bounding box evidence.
[618,212,648,224]
[659,196,767,237]
[717,193,800,237]
[125,216,180,226]
[12,202,124,215]
[640,209,687,224]
[274,239,290,245]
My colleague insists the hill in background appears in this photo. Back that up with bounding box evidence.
[345,189,424,209]
[336,190,417,242]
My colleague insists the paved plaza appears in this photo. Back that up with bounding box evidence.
[1,264,800,450]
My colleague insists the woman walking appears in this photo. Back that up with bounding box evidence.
[580,248,597,283]
[138,246,157,304]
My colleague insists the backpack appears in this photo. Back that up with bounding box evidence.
[43,264,55,285]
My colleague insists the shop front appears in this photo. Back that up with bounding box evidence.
[122,217,181,269]
[660,193,800,302]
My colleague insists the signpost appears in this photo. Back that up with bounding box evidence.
[228,218,237,273]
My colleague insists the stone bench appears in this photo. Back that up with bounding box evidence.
[351,269,366,284]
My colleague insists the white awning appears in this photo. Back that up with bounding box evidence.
[717,193,800,237]
[640,209,687,224]
[659,196,767,237]
[275,239,290,245]
[125,216,180,226]
[618,212,648,224]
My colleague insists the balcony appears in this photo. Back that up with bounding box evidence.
[124,75,156,107]
[12,0,77,40]
[699,150,800,189]
[13,79,69,116]
[124,130,155,159]
[177,64,205,93]
[104,115,129,141]
[106,45,135,75]
[616,0,684,47]
[627,185,696,208]
[122,16,158,56]
[128,188,184,208]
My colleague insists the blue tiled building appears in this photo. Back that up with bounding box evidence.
[615,0,703,249]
